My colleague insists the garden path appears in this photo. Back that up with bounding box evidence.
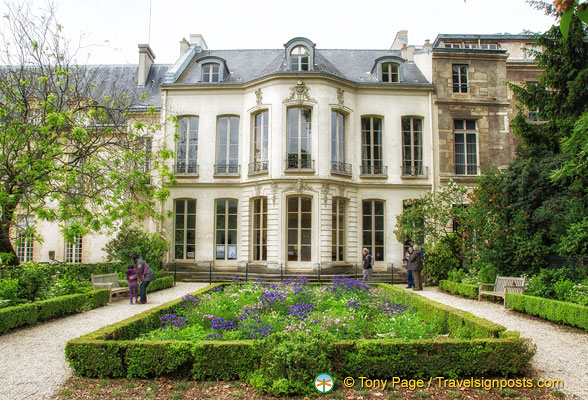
[0,281,208,400]
[415,286,588,400]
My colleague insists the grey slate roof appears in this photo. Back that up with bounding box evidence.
[433,33,535,47]
[172,47,430,86]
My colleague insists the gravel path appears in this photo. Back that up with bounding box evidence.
[415,286,588,400]
[0,282,208,400]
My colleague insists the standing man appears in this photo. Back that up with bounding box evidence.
[405,245,415,289]
[362,248,373,283]
[410,245,423,291]
[132,253,155,304]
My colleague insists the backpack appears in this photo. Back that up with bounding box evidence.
[369,253,374,267]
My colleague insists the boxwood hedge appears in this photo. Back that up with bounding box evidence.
[65,284,535,381]
[439,280,479,300]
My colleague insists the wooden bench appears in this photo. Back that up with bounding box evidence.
[478,276,527,308]
[91,273,129,303]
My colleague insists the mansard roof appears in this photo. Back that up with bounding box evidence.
[166,47,430,86]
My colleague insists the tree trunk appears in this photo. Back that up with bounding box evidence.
[0,212,18,266]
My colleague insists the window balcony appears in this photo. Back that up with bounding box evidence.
[285,156,315,172]
[174,164,199,176]
[401,165,428,178]
[248,161,269,175]
[214,164,240,176]
[360,164,388,178]
[330,161,352,176]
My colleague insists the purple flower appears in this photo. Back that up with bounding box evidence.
[160,314,187,331]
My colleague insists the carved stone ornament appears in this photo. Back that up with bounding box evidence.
[284,80,316,104]
[271,182,279,205]
[338,184,345,197]
[321,183,330,205]
[337,88,344,107]
[286,178,314,194]
[255,89,263,107]
[255,183,262,196]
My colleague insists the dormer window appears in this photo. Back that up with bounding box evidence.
[291,46,309,71]
[381,63,399,83]
[202,63,220,83]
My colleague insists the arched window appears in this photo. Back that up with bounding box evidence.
[290,46,309,71]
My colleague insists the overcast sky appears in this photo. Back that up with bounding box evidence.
[2,0,556,65]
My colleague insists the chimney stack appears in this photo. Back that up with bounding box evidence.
[138,44,156,86]
[189,34,208,50]
[391,30,408,50]
[180,37,190,55]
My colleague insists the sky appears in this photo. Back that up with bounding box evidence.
[1,0,557,65]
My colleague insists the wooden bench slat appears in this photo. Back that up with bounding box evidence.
[478,276,527,308]
[91,273,129,302]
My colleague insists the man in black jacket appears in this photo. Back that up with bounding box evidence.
[362,248,373,283]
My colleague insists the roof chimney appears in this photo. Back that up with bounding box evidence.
[138,44,155,86]
[423,39,433,51]
[189,34,208,50]
[401,44,414,61]
[180,37,190,55]
[391,30,408,50]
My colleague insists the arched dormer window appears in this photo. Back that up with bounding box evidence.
[291,46,309,71]
[372,56,404,83]
[195,56,228,83]
[284,37,315,72]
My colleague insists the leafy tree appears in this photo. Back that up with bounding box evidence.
[0,3,173,264]
[103,226,169,269]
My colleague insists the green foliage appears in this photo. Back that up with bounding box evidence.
[103,226,168,269]
[15,262,52,301]
[423,236,461,283]
[249,331,335,396]
[0,278,20,307]
[506,292,588,331]
[439,280,479,300]
[525,267,574,299]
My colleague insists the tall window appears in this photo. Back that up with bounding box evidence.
[454,120,478,175]
[174,199,196,259]
[216,116,239,174]
[252,111,269,172]
[332,198,345,262]
[287,196,312,262]
[287,107,312,169]
[331,111,345,171]
[361,117,383,174]
[381,63,399,83]
[202,63,220,83]
[65,235,82,263]
[401,117,423,175]
[176,117,198,174]
[16,216,34,262]
[252,198,267,261]
[362,200,384,261]
[142,137,152,175]
[290,46,309,71]
[452,64,468,93]
[215,199,238,260]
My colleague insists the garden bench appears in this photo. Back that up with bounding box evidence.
[91,273,129,303]
[478,276,527,308]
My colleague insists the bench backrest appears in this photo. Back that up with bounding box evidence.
[494,276,527,294]
[91,273,120,290]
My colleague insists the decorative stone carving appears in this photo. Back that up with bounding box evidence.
[338,184,345,197]
[284,80,316,104]
[254,183,262,196]
[337,88,344,107]
[286,178,314,194]
[321,183,329,205]
[271,182,278,205]
[255,89,263,107]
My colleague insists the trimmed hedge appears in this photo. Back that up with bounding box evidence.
[439,280,479,300]
[0,290,110,334]
[506,292,588,331]
[66,283,535,380]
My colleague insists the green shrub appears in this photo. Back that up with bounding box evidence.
[103,227,168,270]
[477,262,500,284]
[568,280,588,306]
[248,331,335,396]
[553,279,575,302]
[0,278,20,307]
[439,280,479,300]
[506,292,588,331]
[423,238,460,283]
[447,268,467,283]
[16,262,52,301]
[526,267,574,300]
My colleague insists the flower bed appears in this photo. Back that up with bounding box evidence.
[140,277,438,341]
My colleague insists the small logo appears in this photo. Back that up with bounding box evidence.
[315,373,334,393]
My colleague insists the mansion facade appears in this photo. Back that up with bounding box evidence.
[15,32,539,273]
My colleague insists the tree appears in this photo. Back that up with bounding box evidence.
[0,2,173,264]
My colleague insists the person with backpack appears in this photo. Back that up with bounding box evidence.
[362,248,373,283]
[132,253,155,304]
[409,245,423,291]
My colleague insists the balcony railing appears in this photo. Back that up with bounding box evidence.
[360,164,388,177]
[330,161,352,176]
[248,161,269,175]
[285,157,315,171]
[174,164,199,175]
[214,164,240,176]
[401,165,428,178]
